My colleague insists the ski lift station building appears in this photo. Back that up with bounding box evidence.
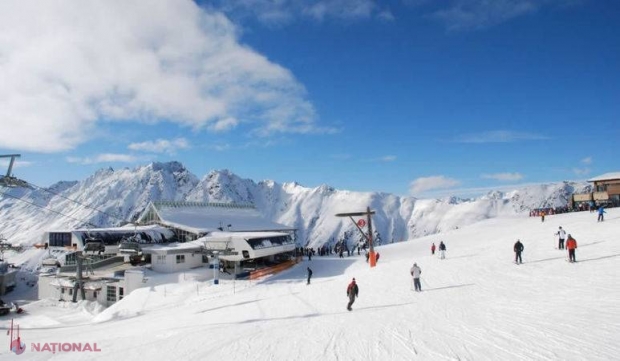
[38,201,297,306]
[135,201,297,273]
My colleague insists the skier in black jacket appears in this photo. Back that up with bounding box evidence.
[514,240,524,264]
[307,267,313,285]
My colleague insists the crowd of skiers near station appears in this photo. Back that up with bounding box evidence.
[296,240,375,261]
[531,204,611,222]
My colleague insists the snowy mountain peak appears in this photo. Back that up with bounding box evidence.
[0,162,588,248]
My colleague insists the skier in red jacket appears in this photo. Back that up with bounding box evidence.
[566,235,578,263]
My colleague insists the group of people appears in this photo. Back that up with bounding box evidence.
[328,214,595,311]
[514,226,579,264]
[430,241,447,259]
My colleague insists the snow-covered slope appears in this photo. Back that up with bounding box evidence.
[0,162,589,248]
[3,205,618,360]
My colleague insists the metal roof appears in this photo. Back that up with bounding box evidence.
[587,172,620,182]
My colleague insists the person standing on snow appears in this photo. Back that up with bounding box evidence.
[566,234,578,262]
[431,243,436,255]
[597,206,606,222]
[514,239,524,264]
[438,241,446,259]
[556,226,567,250]
[306,267,313,285]
[346,278,359,311]
[410,263,422,292]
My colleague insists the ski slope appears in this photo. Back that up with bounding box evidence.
[2,208,619,360]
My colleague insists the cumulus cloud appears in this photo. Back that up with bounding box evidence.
[128,138,190,154]
[66,154,141,165]
[481,172,524,181]
[0,0,327,153]
[410,175,460,194]
[454,130,549,143]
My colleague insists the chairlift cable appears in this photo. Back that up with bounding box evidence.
[23,181,127,225]
[0,188,97,228]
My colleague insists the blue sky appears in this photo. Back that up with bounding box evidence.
[0,0,618,198]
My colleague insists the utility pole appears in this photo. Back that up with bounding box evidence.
[0,154,29,188]
[72,252,87,302]
[335,207,377,267]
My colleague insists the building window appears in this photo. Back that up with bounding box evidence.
[106,286,117,302]
[156,255,166,264]
[119,287,124,300]
[93,291,98,299]
[176,255,185,264]
[68,288,73,296]
[60,288,65,294]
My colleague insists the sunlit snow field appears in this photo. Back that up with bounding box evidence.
[2,208,619,360]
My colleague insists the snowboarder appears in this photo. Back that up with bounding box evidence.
[438,241,446,259]
[306,267,313,285]
[566,234,578,262]
[376,252,380,263]
[541,210,545,222]
[556,226,567,250]
[365,251,369,263]
[346,278,359,311]
[597,206,606,222]
[410,263,422,292]
[514,239,524,264]
[431,243,436,255]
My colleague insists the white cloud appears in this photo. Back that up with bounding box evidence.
[211,0,386,25]
[128,138,190,154]
[581,157,592,165]
[368,155,396,162]
[209,144,231,152]
[377,9,396,21]
[410,175,460,194]
[66,154,140,165]
[573,167,591,176]
[0,159,32,170]
[455,130,549,143]
[0,0,327,153]
[481,172,524,181]
[432,0,539,31]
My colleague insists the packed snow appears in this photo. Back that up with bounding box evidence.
[1,208,619,360]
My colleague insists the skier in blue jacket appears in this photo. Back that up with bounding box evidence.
[597,206,606,222]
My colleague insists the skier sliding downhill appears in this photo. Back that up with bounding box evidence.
[346,278,359,311]
[410,263,422,292]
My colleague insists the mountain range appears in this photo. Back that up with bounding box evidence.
[0,161,590,247]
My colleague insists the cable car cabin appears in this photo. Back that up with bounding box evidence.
[83,239,105,254]
[118,242,142,255]
[204,231,296,265]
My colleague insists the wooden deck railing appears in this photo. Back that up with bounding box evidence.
[249,258,300,280]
